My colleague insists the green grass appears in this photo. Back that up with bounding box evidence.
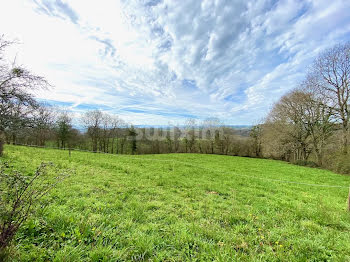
[2,145,350,261]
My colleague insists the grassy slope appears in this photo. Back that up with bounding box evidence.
[2,145,350,261]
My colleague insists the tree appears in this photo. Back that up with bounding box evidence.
[82,110,103,152]
[32,105,56,146]
[128,125,137,155]
[55,111,72,149]
[300,81,335,165]
[0,35,49,156]
[165,128,173,153]
[263,87,335,165]
[310,42,350,153]
[266,90,313,162]
[184,119,197,153]
[250,125,263,157]
[109,116,123,154]
[202,118,221,154]
[173,125,181,153]
[100,113,112,152]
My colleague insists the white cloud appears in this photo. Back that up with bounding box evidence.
[1,0,350,125]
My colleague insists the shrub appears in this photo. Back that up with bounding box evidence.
[334,154,350,175]
[294,160,319,168]
[0,162,70,253]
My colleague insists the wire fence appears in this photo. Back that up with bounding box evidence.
[9,143,350,189]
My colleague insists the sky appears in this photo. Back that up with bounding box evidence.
[1,0,350,125]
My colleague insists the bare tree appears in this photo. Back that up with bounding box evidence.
[184,118,197,153]
[266,90,313,162]
[100,113,112,152]
[310,42,350,153]
[173,125,181,153]
[109,116,123,154]
[33,104,56,146]
[165,128,173,153]
[0,35,49,156]
[300,81,335,165]
[250,124,263,157]
[202,118,221,154]
[82,110,103,152]
[263,86,335,165]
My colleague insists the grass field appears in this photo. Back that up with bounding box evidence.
[1,145,350,261]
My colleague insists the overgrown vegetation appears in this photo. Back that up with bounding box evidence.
[1,145,350,261]
[0,161,69,259]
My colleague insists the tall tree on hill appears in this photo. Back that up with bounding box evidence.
[300,80,335,165]
[309,42,350,153]
[0,35,49,156]
[266,90,312,161]
[263,87,335,165]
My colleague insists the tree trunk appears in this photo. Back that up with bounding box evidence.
[0,131,5,157]
[342,126,348,154]
[315,148,322,166]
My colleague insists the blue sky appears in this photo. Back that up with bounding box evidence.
[1,0,350,125]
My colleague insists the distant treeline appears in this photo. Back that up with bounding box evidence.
[1,35,349,174]
[4,108,255,157]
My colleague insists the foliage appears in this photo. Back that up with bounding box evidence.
[0,161,69,256]
[128,126,137,155]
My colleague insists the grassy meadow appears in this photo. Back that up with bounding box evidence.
[1,145,350,261]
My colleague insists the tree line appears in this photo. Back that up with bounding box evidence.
[1,35,349,173]
[258,42,350,174]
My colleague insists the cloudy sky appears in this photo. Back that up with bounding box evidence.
[1,0,350,125]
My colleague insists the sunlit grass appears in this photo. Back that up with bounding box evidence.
[2,145,350,261]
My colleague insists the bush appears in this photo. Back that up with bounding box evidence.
[294,160,319,168]
[334,154,350,175]
[0,162,70,254]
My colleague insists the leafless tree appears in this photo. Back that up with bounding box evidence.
[0,35,49,156]
[266,90,313,162]
[202,117,221,154]
[33,104,56,146]
[263,86,335,165]
[109,115,123,154]
[100,113,112,152]
[310,42,350,153]
[250,124,263,157]
[82,110,103,152]
[300,81,335,165]
[184,119,197,153]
